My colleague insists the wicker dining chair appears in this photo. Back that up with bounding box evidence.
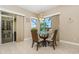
[31,29,40,51]
[48,29,58,50]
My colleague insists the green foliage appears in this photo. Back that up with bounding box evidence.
[31,28,37,32]
[40,22,47,31]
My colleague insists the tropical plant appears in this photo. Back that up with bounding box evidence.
[31,28,37,32]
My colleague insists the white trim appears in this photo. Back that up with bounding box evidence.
[44,12,61,18]
[24,38,31,40]
[30,17,37,19]
[0,43,2,45]
[1,15,13,18]
[60,40,79,46]
[0,11,1,44]
[13,16,15,43]
[0,8,25,16]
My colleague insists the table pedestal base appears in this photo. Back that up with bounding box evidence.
[41,40,49,47]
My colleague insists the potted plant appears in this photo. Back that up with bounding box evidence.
[31,28,38,38]
[31,28,38,42]
[31,28,37,32]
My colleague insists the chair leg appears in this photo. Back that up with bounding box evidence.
[36,42,39,51]
[53,41,55,50]
[55,41,57,46]
[47,41,50,46]
[32,41,34,48]
[53,45,55,50]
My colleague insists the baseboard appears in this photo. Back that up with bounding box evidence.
[0,43,2,45]
[24,38,31,41]
[60,40,79,46]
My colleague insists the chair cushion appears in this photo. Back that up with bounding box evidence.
[46,33,54,41]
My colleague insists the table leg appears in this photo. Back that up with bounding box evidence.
[41,39,47,47]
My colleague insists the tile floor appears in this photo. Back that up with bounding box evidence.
[0,39,79,54]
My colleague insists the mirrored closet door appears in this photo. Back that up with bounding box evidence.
[1,15,14,43]
[0,11,24,44]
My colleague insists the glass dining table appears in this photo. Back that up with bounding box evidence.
[39,30,49,47]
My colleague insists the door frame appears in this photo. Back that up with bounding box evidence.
[0,11,1,44]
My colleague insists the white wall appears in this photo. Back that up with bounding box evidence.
[39,5,79,43]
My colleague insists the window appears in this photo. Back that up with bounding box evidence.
[31,18,37,28]
[31,17,52,30]
[40,17,52,32]
[44,17,52,29]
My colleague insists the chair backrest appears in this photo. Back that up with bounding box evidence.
[52,29,58,41]
[31,30,39,42]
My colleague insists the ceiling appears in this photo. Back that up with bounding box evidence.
[19,5,58,14]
